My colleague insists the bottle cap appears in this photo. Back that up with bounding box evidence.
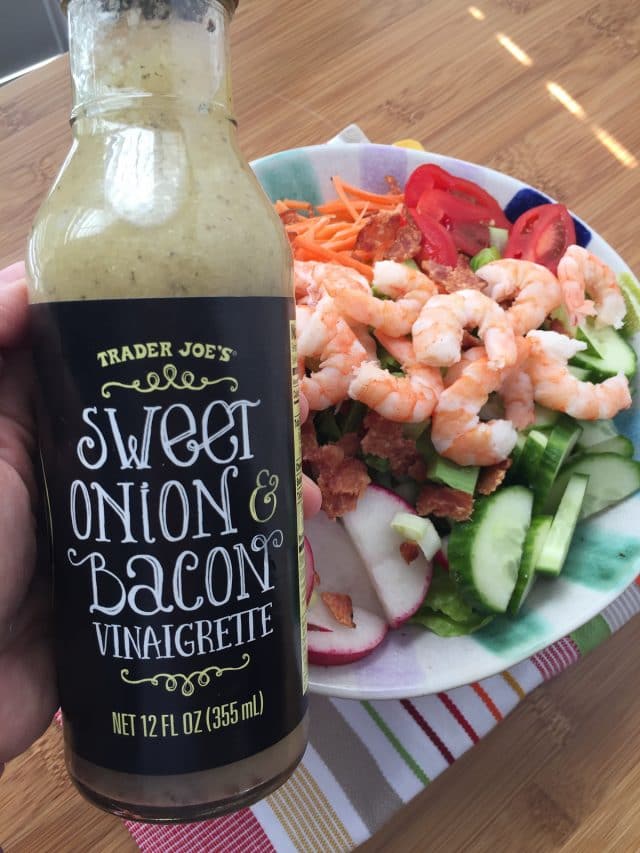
[60,1,239,15]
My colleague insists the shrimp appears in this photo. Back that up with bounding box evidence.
[297,292,341,358]
[349,332,443,423]
[501,366,535,429]
[323,264,438,337]
[371,259,437,299]
[557,245,626,329]
[351,323,378,360]
[301,317,369,411]
[476,258,562,335]
[431,354,519,466]
[525,330,632,419]
[295,304,313,377]
[444,343,535,428]
[412,289,517,369]
[294,260,370,306]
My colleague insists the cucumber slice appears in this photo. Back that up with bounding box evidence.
[544,452,640,518]
[576,321,607,357]
[533,416,583,510]
[427,455,479,494]
[570,324,637,379]
[584,435,634,457]
[618,272,640,336]
[508,515,553,615]
[449,486,534,614]
[575,418,618,448]
[513,429,548,486]
[537,474,589,576]
[525,405,560,431]
[568,365,592,381]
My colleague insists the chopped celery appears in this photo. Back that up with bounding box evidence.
[489,226,509,252]
[470,246,501,272]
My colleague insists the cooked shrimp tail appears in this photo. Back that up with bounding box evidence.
[476,259,563,335]
[525,330,632,419]
[412,289,517,369]
[557,245,626,329]
[431,354,518,466]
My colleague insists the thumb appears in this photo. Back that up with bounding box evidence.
[0,262,29,348]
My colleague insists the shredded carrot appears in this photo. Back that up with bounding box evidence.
[331,176,362,221]
[280,198,314,211]
[333,178,404,206]
[273,173,410,280]
[293,236,374,280]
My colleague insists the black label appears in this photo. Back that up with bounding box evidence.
[32,296,307,776]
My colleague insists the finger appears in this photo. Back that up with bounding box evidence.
[302,473,322,518]
[0,462,37,635]
[0,637,57,765]
[0,273,28,348]
[299,390,309,425]
[0,261,26,284]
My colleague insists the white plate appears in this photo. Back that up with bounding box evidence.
[253,143,640,699]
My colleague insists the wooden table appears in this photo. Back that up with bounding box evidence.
[1,1,640,850]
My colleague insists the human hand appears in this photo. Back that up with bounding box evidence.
[0,262,57,776]
[0,262,321,777]
[299,393,322,519]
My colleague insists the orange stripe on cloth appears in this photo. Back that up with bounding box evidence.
[471,682,503,722]
[501,670,527,700]
[267,762,353,852]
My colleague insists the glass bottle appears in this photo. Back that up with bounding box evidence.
[27,0,308,822]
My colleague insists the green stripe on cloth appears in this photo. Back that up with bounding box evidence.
[361,701,430,786]
[570,614,612,656]
[309,696,403,833]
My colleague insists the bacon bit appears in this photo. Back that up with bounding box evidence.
[301,420,319,460]
[353,210,422,264]
[407,458,428,482]
[422,255,485,293]
[400,541,420,564]
[385,174,403,195]
[335,431,361,458]
[321,591,355,628]
[476,459,512,495]
[361,412,423,479]
[417,483,474,521]
[305,439,370,519]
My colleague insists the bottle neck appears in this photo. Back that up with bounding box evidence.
[67,0,234,122]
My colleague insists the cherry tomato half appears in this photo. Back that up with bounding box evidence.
[408,208,458,267]
[404,163,510,229]
[504,203,576,274]
[416,188,491,257]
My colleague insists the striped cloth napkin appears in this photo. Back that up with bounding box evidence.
[121,126,640,852]
[126,580,640,852]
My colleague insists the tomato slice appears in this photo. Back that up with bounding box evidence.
[504,203,576,274]
[416,188,492,257]
[408,208,458,267]
[404,163,510,229]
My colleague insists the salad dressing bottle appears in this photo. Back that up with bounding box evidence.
[27,0,308,822]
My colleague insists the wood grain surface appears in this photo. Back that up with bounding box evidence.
[1,1,640,850]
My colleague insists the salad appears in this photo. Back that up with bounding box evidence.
[277,162,640,666]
